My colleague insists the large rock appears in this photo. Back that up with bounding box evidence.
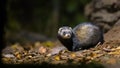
[85,0,120,33]
[104,21,120,42]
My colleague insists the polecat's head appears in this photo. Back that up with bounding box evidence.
[58,26,73,39]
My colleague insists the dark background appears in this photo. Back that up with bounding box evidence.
[3,0,91,43]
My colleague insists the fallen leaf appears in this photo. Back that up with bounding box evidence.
[116,46,120,50]
[34,42,41,47]
[46,53,52,57]
[106,58,116,64]
[70,53,76,58]
[60,55,68,60]
[38,46,47,54]
[54,55,60,61]
[108,51,120,55]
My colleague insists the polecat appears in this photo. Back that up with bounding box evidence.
[57,22,104,51]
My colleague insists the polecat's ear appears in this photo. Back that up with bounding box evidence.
[58,27,63,34]
[69,27,72,30]
[58,27,63,31]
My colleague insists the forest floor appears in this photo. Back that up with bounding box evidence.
[2,26,120,68]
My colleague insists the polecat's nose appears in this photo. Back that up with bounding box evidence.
[66,34,71,38]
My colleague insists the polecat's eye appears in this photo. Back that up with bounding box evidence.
[63,32,66,35]
[69,32,71,34]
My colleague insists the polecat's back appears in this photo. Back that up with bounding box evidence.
[73,22,104,49]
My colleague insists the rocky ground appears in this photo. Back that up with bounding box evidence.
[2,24,120,68]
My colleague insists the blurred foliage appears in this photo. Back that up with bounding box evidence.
[42,41,55,47]
[5,0,91,39]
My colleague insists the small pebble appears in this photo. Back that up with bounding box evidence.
[2,54,15,58]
